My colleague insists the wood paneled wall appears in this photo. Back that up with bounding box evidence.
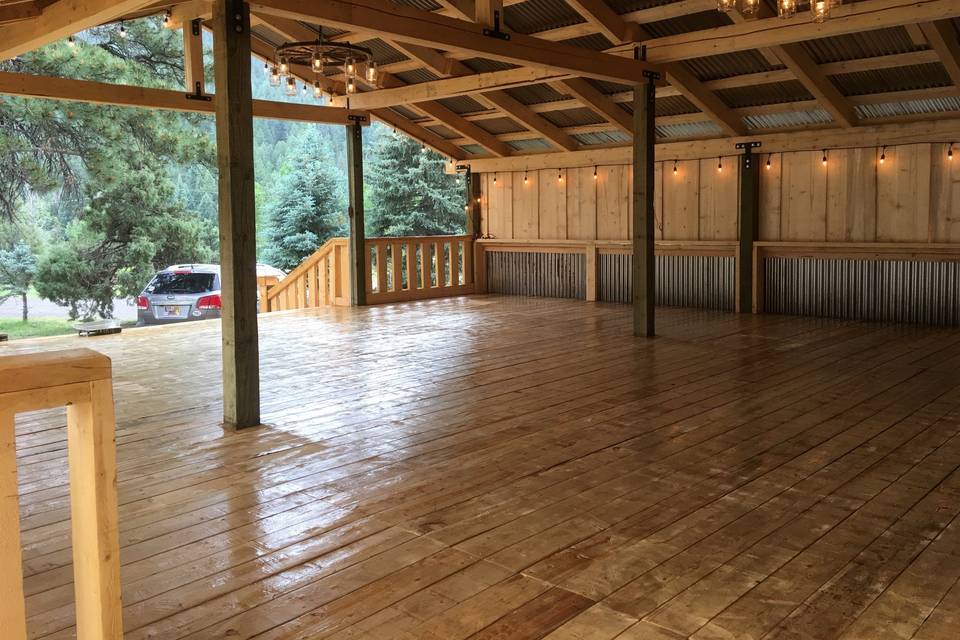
[480,143,960,244]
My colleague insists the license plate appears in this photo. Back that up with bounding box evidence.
[164,305,181,317]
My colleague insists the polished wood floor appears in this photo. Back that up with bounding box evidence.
[7,295,960,640]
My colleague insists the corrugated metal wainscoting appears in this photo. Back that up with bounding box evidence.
[597,254,736,311]
[764,257,960,327]
[485,251,586,299]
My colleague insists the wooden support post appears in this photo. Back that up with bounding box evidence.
[467,170,480,237]
[183,18,205,94]
[213,0,260,429]
[632,74,656,337]
[347,122,367,305]
[0,409,26,640]
[737,142,760,313]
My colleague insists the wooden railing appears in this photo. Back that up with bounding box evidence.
[261,237,350,312]
[1,349,122,640]
[366,235,474,304]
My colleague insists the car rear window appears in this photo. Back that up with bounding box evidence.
[147,272,216,294]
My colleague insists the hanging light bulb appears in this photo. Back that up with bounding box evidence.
[717,156,723,173]
[476,196,482,204]
[456,175,461,184]
[766,155,772,170]
[673,159,678,176]
[558,170,563,183]
[163,10,172,27]
[523,172,529,185]
[420,144,427,153]
[777,0,797,18]
[716,0,736,12]
[313,81,324,99]
[285,77,297,97]
[810,0,830,22]
[312,55,323,72]
[67,35,76,48]
[593,166,598,180]
[269,66,281,87]
[949,144,954,161]
[263,62,270,76]
[118,22,128,39]
[301,83,308,96]
[879,146,886,165]
[346,77,356,94]
[822,150,828,166]
[493,174,497,185]
[345,59,356,78]
[741,0,760,15]
[366,62,378,83]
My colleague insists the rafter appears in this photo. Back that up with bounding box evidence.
[249,0,658,84]
[0,0,156,60]
[329,67,567,109]
[663,63,746,136]
[560,78,632,134]
[0,1,40,24]
[564,0,632,43]
[775,42,858,127]
[920,20,960,92]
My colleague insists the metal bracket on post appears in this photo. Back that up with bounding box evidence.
[482,10,510,40]
[736,141,762,169]
[348,114,369,124]
[186,81,211,101]
[191,17,201,37]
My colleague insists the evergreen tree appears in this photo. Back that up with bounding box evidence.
[367,131,466,237]
[262,128,347,270]
[0,243,38,321]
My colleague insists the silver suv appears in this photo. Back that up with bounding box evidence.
[137,264,221,325]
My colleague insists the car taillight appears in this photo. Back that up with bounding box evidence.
[196,294,221,310]
[137,296,149,310]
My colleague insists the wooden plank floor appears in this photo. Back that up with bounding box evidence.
[6,295,960,640]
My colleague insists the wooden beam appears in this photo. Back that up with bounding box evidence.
[250,0,659,84]
[474,0,502,28]
[775,42,858,127]
[346,123,366,305]
[636,0,960,62]
[183,18,205,94]
[0,0,156,60]
[633,77,655,337]
[370,107,466,158]
[920,20,960,92]
[0,1,40,24]
[460,117,960,170]
[437,0,474,21]
[560,78,632,134]
[738,145,759,313]
[565,0,631,43]
[416,100,513,156]
[330,66,566,109]
[167,0,213,29]
[663,63,746,136]
[0,70,369,124]
[212,0,260,429]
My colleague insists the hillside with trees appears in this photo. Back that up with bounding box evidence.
[0,17,466,327]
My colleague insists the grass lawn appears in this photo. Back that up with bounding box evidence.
[0,317,77,339]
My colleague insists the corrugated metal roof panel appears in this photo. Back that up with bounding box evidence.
[832,63,951,97]
[743,109,834,131]
[461,58,517,73]
[505,0,585,35]
[684,50,781,82]
[656,95,698,116]
[856,97,960,120]
[656,121,723,139]
[475,117,529,135]
[354,38,408,66]
[505,83,571,105]
[389,105,422,121]
[392,68,440,85]
[642,10,729,38]
[437,95,486,114]
[573,130,631,146]
[717,81,813,108]
[424,125,460,139]
[559,33,614,51]
[508,138,553,151]
[460,144,486,155]
[802,27,926,64]
[589,78,633,95]
[392,0,443,10]
[542,107,609,127]
[610,0,679,14]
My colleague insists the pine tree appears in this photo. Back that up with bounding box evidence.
[367,131,466,237]
[262,127,348,270]
[0,243,38,321]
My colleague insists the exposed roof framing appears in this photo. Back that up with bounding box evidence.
[920,20,960,93]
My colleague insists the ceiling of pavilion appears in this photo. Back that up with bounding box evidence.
[4,0,960,159]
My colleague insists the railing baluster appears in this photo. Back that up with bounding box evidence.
[420,242,430,289]
[391,241,402,293]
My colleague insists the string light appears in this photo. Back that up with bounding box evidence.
[421,144,427,153]
[741,0,760,15]
[949,144,954,161]
[269,66,281,87]
[558,170,563,183]
[67,36,76,49]
[593,166,598,180]
[301,83,308,96]
[766,155,772,170]
[822,150,828,166]
[118,22,128,39]
[279,57,289,76]
[523,171,529,185]
[717,156,723,173]
[285,77,297,97]
[263,62,270,76]
[493,174,497,185]
[716,0,736,12]
[313,81,324,99]
[163,10,172,27]
[777,0,797,18]
[673,160,678,176]
[810,0,830,22]
[879,146,886,165]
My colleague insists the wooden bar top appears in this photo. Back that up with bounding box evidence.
[0,348,112,395]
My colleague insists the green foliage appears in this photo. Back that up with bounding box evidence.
[0,317,77,339]
[262,128,347,270]
[367,132,466,237]
[0,242,38,321]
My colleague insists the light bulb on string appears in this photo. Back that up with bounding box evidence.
[493,174,498,186]
[263,62,270,76]
[163,11,172,27]
[301,83,308,96]
[822,150,828,166]
[879,146,886,165]
[593,166,598,180]
[766,155,772,170]
[269,66,281,87]
[949,144,954,161]
[285,77,298,97]
[717,156,723,173]
[558,170,563,183]
[118,22,128,39]
[673,160,678,176]
[67,36,76,49]
[523,172,529,185]
[313,81,324,99]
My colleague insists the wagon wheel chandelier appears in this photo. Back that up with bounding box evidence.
[268,38,377,100]
[716,0,840,22]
